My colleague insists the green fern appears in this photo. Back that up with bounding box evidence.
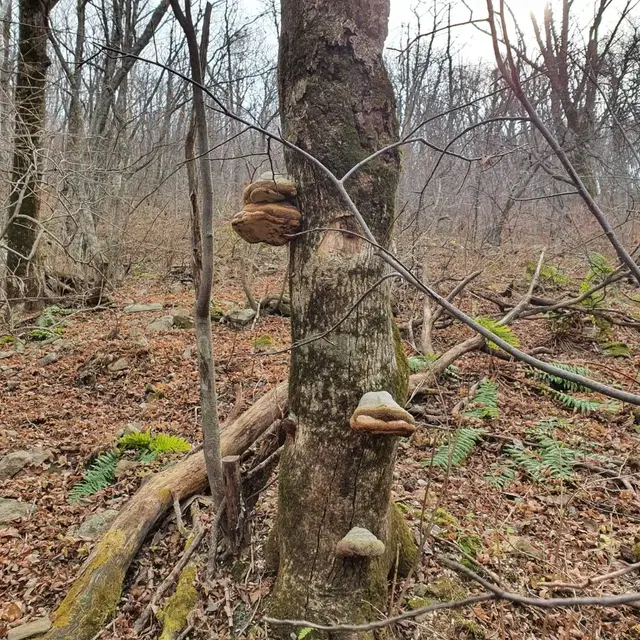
[474,316,520,351]
[118,431,153,450]
[551,390,620,414]
[579,252,614,306]
[118,430,190,454]
[151,433,191,453]
[531,362,593,393]
[431,428,485,468]
[463,379,500,420]
[68,451,119,503]
[528,263,570,287]
[137,450,158,463]
[408,354,438,373]
[484,461,516,489]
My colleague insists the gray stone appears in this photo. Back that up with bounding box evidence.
[117,422,141,437]
[147,316,174,331]
[182,346,193,360]
[506,535,545,561]
[75,509,119,539]
[172,309,194,329]
[37,352,59,366]
[123,302,163,314]
[108,357,130,372]
[7,616,52,640]
[0,448,52,481]
[169,282,184,294]
[0,498,35,525]
[114,459,141,478]
[335,527,385,558]
[0,351,14,359]
[224,308,256,328]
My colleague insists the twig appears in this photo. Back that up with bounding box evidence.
[541,562,640,591]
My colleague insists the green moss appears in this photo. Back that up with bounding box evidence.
[458,534,483,563]
[51,530,127,635]
[386,501,418,578]
[633,543,640,561]
[391,320,409,406]
[157,564,199,640]
[408,596,436,609]
[427,577,468,602]
[433,508,458,529]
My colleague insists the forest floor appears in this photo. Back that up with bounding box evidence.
[1,256,640,640]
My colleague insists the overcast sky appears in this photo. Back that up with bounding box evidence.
[387,0,638,60]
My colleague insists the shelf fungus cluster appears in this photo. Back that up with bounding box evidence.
[336,527,386,558]
[231,172,301,246]
[350,391,416,436]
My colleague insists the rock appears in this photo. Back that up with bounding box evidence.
[223,308,256,328]
[114,459,141,478]
[6,381,19,391]
[117,422,141,437]
[75,509,120,539]
[7,616,52,640]
[0,448,52,481]
[172,310,194,329]
[506,535,545,561]
[0,351,15,359]
[108,357,130,372]
[169,282,184,294]
[0,499,35,525]
[123,302,163,314]
[147,316,174,331]
[335,527,385,558]
[37,352,59,366]
[182,346,193,360]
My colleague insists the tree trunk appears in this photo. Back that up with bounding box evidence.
[4,0,58,309]
[272,1,416,635]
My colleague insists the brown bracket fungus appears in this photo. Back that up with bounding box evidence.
[232,172,301,246]
[350,390,416,436]
[335,527,386,558]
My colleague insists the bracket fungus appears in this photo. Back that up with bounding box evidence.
[335,527,386,558]
[350,390,416,436]
[231,172,301,246]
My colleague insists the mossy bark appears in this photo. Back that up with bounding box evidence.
[272,2,412,636]
[5,0,58,308]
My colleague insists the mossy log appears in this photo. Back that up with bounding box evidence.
[43,382,288,640]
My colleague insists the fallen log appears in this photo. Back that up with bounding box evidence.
[43,382,288,640]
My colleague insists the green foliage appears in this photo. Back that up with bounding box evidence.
[474,316,520,351]
[117,431,153,450]
[551,390,620,414]
[531,361,592,393]
[68,451,119,503]
[137,450,158,463]
[484,461,517,489]
[297,628,314,639]
[463,379,499,419]
[528,263,570,287]
[601,341,631,358]
[29,305,72,340]
[408,354,438,373]
[431,428,485,469]
[152,433,191,453]
[579,252,614,306]
[0,335,15,344]
[118,430,190,454]
[253,335,273,351]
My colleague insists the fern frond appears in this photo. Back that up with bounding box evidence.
[551,390,620,414]
[137,450,157,463]
[463,379,499,420]
[484,461,516,489]
[474,316,520,350]
[408,354,438,373]
[68,450,119,503]
[431,428,485,468]
[531,362,593,393]
[118,430,153,450]
[151,433,191,453]
[504,444,546,482]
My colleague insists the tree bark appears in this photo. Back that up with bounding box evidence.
[4,0,59,309]
[272,1,416,636]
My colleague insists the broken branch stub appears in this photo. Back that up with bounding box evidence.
[232,172,301,246]
[350,391,416,436]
